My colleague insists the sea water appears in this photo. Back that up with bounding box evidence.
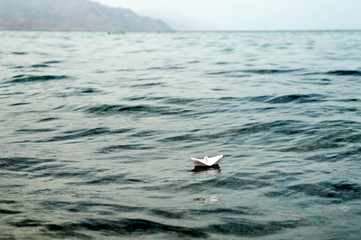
[1,30,361,239]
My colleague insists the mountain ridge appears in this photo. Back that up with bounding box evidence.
[0,0,172,31]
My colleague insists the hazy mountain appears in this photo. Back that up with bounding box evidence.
[0,0,171,31]
[140,8,217,31]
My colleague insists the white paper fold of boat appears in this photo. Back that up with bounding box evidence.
[191,155,223,167]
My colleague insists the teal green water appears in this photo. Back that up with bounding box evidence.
[1,30,361,239]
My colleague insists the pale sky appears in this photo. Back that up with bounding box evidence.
[94,0,361,30]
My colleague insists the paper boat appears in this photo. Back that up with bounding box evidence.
[191,155,223,167]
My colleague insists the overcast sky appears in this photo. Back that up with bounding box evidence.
[94,0,361,30]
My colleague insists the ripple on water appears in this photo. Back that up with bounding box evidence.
[0,157,55,171]
[14,216,317,238]
[6,75,70,83]
[98,144,153,153]
[288,182,361,202]
[36,127,132,143]
[266,94,324,104]
[84,104,191,116]
[326,70,361,76]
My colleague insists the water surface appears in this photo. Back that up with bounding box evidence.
[1,30,361,239]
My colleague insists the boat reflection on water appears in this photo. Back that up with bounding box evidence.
[191,164,221,173]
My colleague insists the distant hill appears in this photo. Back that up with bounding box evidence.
[0,0,172,31]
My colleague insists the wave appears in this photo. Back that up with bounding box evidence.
[11,52,28,55]
[207,68,302,75]
[326,70,361,76]
[305,70,361,76]
[288,182,361,202]
[6,75,70,83]
[37,128,110,142]
[0,157,55,171]
[43,218,208,238]
[37,127,132,142]
[31,64,50,68]
[99,144,152,153]
[20,216,316,238]
[85,104,191,116]
[131,82,165,88]
[16,128,56,133]
[37,117,60,122]
[218,94,324,104]
[266,94,324,104]
[160,120,306,143]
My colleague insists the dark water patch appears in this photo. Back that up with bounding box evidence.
[163,97,200,105]
[161,120,305,143]
[10,65,24,69]
[282,121,361,153]
[16,128,56,133]
[62,201,144,214]
[281,139,341,153]
[38,127,110,142]
[85,104,190,116]
[0,157,54,171]
[246,95,274,103]
[207,218,311,237]
[266,94,324,104]
[57,88,102,97]
[0,91,24,96]
[212,176,271,190]
[80,88,100,94]
[31,64,50,68]
[131,82,165,88]
[207,69,301,75]
[150,207,254,220]
[99,144,152,153]
[43,60,63,64]
[82,174,144,185]
[86,104,164,114]
[146,66,185,71]
[11,52,27,55]
[212,88,225,91]
[0,208,21,214]
[37,117,60,122]
[148,209,187,219]
[130,130,158,138]
[10,219,44,227]
[244,69,302,74]
[326,70,361,76]
[207,70,242,75]
[215,61,234,65]
[219,94,320,104]
[160,134,198,143]
[125,96,166,101]
[334,133,361,143]
[0,200,17,204]
[307,146,361,162]
[218,96,272,103]
[338,98,360,102]
[302,78,333,85]
[218,96,240,101]
[288,182,361,202]
[44,218,208,238]
[7,75,70,83]
[8,102,30,106]
[264,190,290,198]
[215,120,305,139]
[177,176,270,192]
[319,120,361,127]
[187,60,200,64]
[86,174,126,185]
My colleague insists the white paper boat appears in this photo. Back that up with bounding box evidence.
[191,155,223,167]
